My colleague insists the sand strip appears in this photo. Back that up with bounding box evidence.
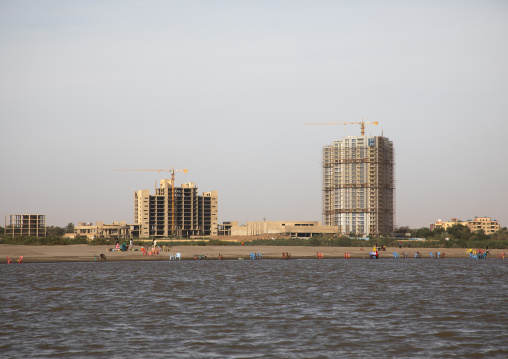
[1,244,503,263]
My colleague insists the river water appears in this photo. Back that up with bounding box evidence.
[1,258,506,358]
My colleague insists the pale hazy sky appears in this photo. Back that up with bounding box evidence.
[1,1,507,229]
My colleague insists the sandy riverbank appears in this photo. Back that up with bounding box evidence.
[1,244,504,263]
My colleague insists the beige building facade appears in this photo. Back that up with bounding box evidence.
[134,179,218,238]
[432,217,500,235]
[467,216,500,234]
[73,221,131,240]
[218,221,339,238]
[432,218,467,231]
[4,214,46,237]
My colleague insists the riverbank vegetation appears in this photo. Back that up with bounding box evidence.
[1,224,506,248]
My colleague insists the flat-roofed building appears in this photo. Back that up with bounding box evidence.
[432,218,467,231]
[74,221,131,240]
[432,217,500,235]
[4,214,46,237]
[134,179,218,238]
[466,217,500,235]
[218,221,338,238]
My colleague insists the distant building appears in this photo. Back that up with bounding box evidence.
[322,135,395,236]
[73,221,131,240]
[4,214,46,237]
[432,217,500,235]
[218,221,339,238]
[432,218,467,231]
[134,179,218,238]
[465,217,500,235]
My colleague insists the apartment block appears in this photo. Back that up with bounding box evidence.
[4,214,46,237]
[134,179,218,238]
[323,136,395,236]
[433,217,500,235]
[467,217,500,234]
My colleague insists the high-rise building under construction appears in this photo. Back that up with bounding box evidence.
[134,179,218,238]
[322,135,395,236]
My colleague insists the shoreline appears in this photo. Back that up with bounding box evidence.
[1,244,503,263]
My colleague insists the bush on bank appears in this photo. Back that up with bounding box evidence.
[1,224,507,249]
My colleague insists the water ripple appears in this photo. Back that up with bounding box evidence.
[0,259,507,358]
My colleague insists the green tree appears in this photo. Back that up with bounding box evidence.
[394,226,410,234]
[309,237,322,246]
[446,223,471,240]
[492,227,508,241]
[414,227,432,238]
[65,222,75,233]
[434,227,445,235]
[470,229,487,241]
[47,226,65,237]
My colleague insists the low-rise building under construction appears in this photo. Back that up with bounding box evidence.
[4,214,46,237]
[218,221,338,238]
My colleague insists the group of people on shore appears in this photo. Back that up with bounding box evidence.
[110,238,161,254]
[112,239,134,251]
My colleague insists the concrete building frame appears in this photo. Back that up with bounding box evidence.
[134,179,218,238]
[322,135,395,237]
[4,214,47,237]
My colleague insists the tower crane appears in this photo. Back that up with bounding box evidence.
[114,167,188,236]
[305,117,378,136]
